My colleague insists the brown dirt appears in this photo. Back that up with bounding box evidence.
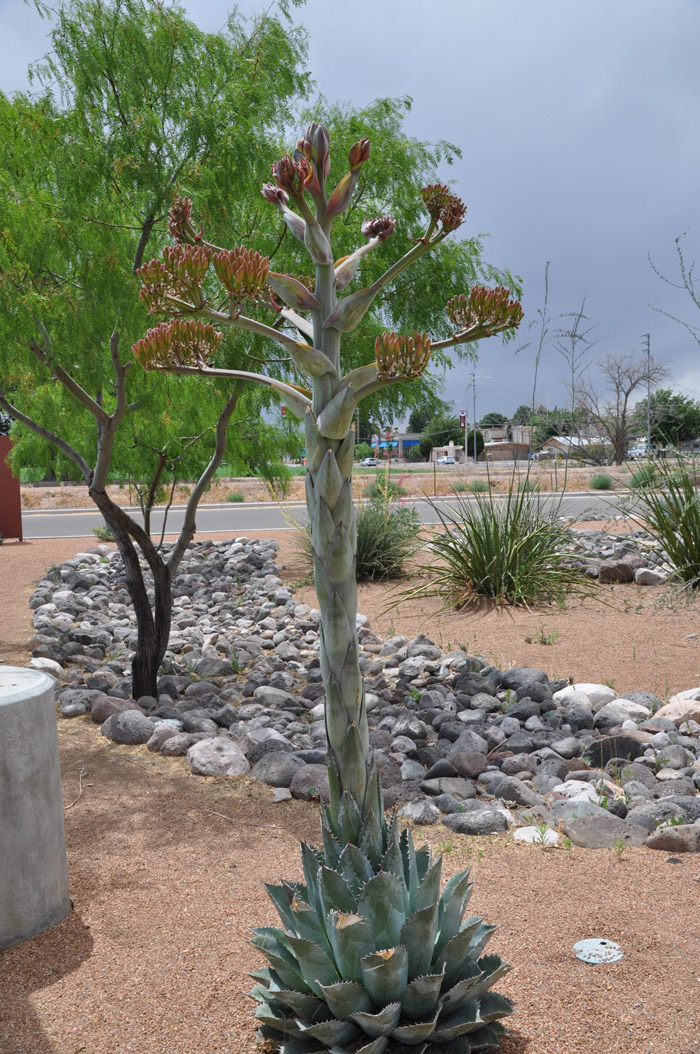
[18,462,630,510]
[2,529,700,1054]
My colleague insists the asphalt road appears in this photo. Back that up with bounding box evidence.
[21,492,624,539]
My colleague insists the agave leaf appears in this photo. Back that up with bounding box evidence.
[351,1001,401,1038]
[324,520,355,584]
[272,987,329,1020]
[339,724,369,809]
[436,869,471,940]
[324,286,376,333]
[400,901,439,980]
[439,956,511,1016]
[436,872,473,955]
[319,866,358,917]
[415,843,432,883]
[330,475,353,526]
[339,362,378,395]
[315,448,345,507]
[254,1003,302,1037]
[414,857,442,913]
[338,843,374,895]
[400,971,445,1020]
[329,1037,389,1054]
[300,842,323,915]
[298,1017,360,1045]
[265,883,297,932]
[477,991,513,1023]
[399,827,418,901]
[304,220,333,266]
[465,922,499,964]
[327,912,375,983]
[250,967,274,985]
[253,950,310,993]
[467,1022,506,1050]
[318,979,373,1019]
[438,920,489,989]
[390,1008,440,1044]
[290,898,332,952]
[379,838,405,887]
[325,170,356,220]
[304,414,326,472]
[321,819,343,869]
[432,998,481,1041]
[268,271,323,313]
[317,383,357,440]
[360,946,409,1007]
[358,872,406,950]
[336,789,363,846]
[358,807,385,870]
[334,430,356,477]
[252,926,299,966]
[282,936,340,996]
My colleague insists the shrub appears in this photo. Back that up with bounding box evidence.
[590,473,613,490]
[406,485,591,607]
[518,479,540,493]
[226,490,245,502]
[355,500,420,581]
[630,464,656,489]
[364,474,405,501]
[468,478,489,493]
[92,524,114,542]
[453,480,467,493]
[629,456,700,586]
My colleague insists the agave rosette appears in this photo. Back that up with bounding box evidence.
[252,790,512,1054]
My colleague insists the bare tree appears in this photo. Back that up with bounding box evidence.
[649,230,700,345]
[576,353,669,464]
[515,260,577,410]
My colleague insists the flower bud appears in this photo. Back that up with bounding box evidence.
[348,137,371,171]
[361,216,396,242]
[420,184,466,233]
[446,286,523,335]
[261,183,289,206]
[374,331,431,380]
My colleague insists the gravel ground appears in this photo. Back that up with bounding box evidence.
[2,532,700,1054]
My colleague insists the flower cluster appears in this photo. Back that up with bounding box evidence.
[271,154,311,197]
[211,247,269,303]
[361,216,397,242]
[137,244,211,315]
[132,319,222,369]
[446,285,524,335]
[167,197,198,244]
[420,184,467,233]
[375,331,432,380]
[297,121,330,178]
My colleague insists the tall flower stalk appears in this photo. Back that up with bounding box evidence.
[135,123,523,1053]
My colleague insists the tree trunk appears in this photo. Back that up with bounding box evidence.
[89,487,172,699]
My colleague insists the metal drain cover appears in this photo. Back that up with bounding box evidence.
[574,938,623,964]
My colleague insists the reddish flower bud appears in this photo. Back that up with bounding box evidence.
[348,137,371,171]
[261,183,289,206]
[132,319,222,369]
[211,247,269,303]
[446,286,524,336]
[375,331,431,380]
[361,216,397,242]
[421,184,466,233]
[167,197,196,243]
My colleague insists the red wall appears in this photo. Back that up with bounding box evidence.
[0,436,23,541]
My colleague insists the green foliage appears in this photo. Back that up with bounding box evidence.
[407,483,591,607]
[354,442,373,461]
[628,456,700,586]
[629,464,657,489]
[356,496,420,583]
[465,429,485,459]
[92,524,114,542]
[511,404,533,426]
[364,475,405,502]
[590,473,614,490]
[633,388,700,445]
[479,411,508,428]
[468,478,490,493]
[226,490,245,503]
[252,810,513,1052]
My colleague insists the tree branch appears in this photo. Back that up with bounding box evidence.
[0,394,93,482]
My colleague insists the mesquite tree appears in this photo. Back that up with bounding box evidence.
[135,123,523,1053]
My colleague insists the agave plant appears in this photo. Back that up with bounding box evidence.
[133,121,522,1052]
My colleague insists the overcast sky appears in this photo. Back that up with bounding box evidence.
[2,0,699,426]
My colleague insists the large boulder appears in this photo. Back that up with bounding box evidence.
[563,813,648,849]
[655,691,700,727]
[101,710,156,745]
[186,738,250,776]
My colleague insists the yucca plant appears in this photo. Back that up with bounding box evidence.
[627,454,700,587]
[406,477,590,608]
[133,122,522,1052]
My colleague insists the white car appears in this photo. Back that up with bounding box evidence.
[360,456,378,466]
[436,455,456,465]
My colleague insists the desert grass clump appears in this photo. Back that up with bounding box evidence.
[468,478,489,493]
[407,484,590,608]
[590,473,613,490]
[629,456,700,587]
[226,490,245,502]
[629,464,656,489]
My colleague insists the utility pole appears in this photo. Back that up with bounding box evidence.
[471,371,477,463]
[642,333,651,450]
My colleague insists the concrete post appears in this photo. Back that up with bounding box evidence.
[0,667,70,950]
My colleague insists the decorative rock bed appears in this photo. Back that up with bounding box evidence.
[30,531,700,853]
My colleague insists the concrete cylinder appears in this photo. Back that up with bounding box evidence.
[0,667,70,950]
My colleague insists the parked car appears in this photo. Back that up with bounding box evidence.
[360,456,378,466]
[436,455,456,465]
[627,444,657,460]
